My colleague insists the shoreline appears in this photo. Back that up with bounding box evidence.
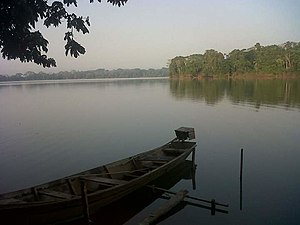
[169,73,300,80]
[0,77,168,86]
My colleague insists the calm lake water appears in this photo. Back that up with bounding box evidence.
[0,78,300,225]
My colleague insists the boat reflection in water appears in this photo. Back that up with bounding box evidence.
[68,160,196,225]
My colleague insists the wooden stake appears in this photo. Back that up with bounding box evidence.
[192,148,196,167]
[211,199,216,215]
[191,165,196,190]
[240,148,243,180]
[191,148,196,190]
[240,148,244,211]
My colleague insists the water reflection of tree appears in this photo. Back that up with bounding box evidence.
[169,79,227,105]
[169,79,300,109]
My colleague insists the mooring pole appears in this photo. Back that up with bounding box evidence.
[240,148,244,211]
[192,148,196,190]
[80,180,91,224]
[192,148,196,168]
[191,165,196,190]
[211,199,216,215]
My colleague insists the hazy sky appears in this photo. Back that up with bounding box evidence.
[1,0,300,75]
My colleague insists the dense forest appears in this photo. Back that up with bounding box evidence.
[169,42,300,78]
[0,68,168,82]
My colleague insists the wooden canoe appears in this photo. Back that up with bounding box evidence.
[0,131,196,225]
[79,160,196,225]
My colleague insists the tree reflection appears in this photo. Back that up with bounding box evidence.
[169,79,300,109]
[169,79,227,105]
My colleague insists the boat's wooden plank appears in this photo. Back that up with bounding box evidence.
[103,166,112,178]
[139,156,172,161]
[39,190,75,199]
[140,189,188,225]
[80,177,128,185]
[66,179,77,195]
[151,161,166,165]
[123,173,139,178]
[162,148,185,155]
[68,168,150,179]
[142,164,160,169]
[0,198,26,204]
[139,159,167,165]
[32,187,39,201]
[123,168,150,179]
[131,157,139,169]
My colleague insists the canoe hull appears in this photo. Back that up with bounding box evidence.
[0,139,196,225]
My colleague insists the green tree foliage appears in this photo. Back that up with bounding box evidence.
[228,49,255,73]
[202,49,224,75]
[0,0,128,67]
[169,42,300,77]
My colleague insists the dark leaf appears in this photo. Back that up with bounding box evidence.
[65,39,86,58]
[64,32,73,41]
[86,17,90,26]
[63,0,78,7]
[44,2,67,27]
[107,0,128,6]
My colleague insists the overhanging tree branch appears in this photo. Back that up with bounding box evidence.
[0,0,128,67]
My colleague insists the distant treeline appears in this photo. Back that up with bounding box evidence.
[169,42,300,77]
[0,68,168,82]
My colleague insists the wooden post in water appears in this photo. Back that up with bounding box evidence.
[192,148,196,167]
[192,148,196,190]
[191,166,196,190]
[211,199,216,215]
[80,180,91,224]
[240,148,244,211]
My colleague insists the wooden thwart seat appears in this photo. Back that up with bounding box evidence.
[39,190,75,199]
[162,148,185,155]
[0,198,26,204]
[138,156,172,162]
[80,177,128,185]
[123,173,139,178]
[142,164,160,169]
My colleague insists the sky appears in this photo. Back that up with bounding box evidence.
[1,0,300,75]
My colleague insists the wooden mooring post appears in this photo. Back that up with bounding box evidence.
[192,148,196,167]
[240,148,244,211]
[191,148,196,190]
[211,199,216,215]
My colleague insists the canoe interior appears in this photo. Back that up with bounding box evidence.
[0,139,196,224]
[72,160,196,225]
